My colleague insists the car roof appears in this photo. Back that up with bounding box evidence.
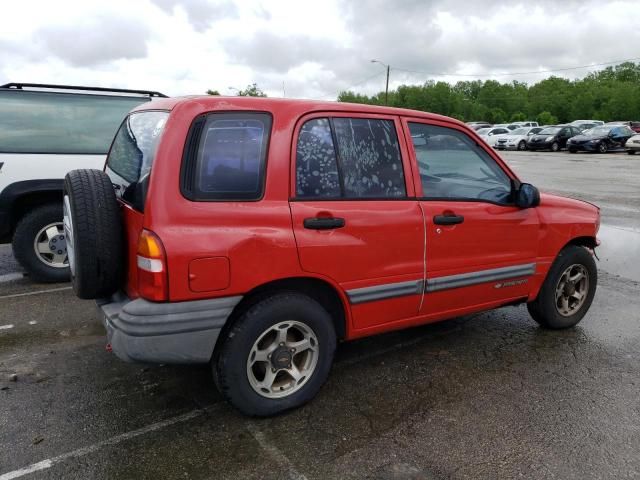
[131,95,466,126]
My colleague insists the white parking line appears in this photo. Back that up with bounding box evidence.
[0,273,24,283]
[0,286,72,300]
[0,406,219,480]
[0,324,14,330]
[246,422,308,480]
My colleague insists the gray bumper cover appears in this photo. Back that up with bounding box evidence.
[98,292,242,364]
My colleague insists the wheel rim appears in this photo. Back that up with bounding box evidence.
[552,142,559,151]
[599,143,607,153]
[518,141,526,150]
[246,320,319,399]
[555,264,589,317]
[33,221,68,269]
[63,195,75,275]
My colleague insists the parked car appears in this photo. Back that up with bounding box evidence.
[526,125,582,152]
[493,126,544,150]
[604,121,640,133]
[63,97,600,416]
[576,123,598,132]
[467,122,491,130]
[0,83,166,281]
[477,126,512,143]
[567,125,635,153]
[570,120,604,128]
[507,121,539,130]
[624,134,640,154]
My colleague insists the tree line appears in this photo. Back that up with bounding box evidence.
[337,62,640,124]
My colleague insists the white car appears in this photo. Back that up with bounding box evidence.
[625,134,640,155]
[476,126,512,144]
[0,83,165,281]
[492,127,544,151]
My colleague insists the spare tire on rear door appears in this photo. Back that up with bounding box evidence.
[63,169,123,299]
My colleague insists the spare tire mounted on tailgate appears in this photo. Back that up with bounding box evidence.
[63,169,122,299]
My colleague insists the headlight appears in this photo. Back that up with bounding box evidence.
[588,139,598,144]
[545,136,555,142]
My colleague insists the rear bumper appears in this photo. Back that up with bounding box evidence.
[97,292,242,364]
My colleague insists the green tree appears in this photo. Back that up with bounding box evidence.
[237,83,267,97]
[206,89,220,95]
[536,111,558,126]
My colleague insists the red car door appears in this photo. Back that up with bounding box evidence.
[402,118,540,318]
[289,114,424,333]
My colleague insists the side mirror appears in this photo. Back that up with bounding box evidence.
[516,183,540,208]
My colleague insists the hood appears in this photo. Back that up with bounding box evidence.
[540,192,600,213]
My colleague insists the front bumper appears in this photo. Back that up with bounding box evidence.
[98,292,242,364]
[568,143,599,152]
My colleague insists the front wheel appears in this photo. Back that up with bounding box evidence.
[627,150,635,155]
[527,245,597,329]
[598,143,608,153]
[215,293,336,416]
[551,142,560,152]
[517,140,527,151]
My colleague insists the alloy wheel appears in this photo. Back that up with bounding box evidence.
[555,264,589,317]
[246,320,319,399]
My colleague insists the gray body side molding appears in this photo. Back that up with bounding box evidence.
[98,293,242,364]
[345,263,536,304]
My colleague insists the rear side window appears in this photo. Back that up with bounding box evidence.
[0,90,149,154]
[296,117,406,199]
[182,113,271,201]
[106,111,169,211]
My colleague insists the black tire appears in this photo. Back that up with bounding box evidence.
[63,169,122,299]
[627,150,635,155]
[598,143,608,153]
[569,148,577,153]
[215,293,336,416]
[551,142,560,152]
[517,140,527,151]
[12,203,70,283]
[527,245,597,329]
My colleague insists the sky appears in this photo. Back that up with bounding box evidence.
[1,0,640,99]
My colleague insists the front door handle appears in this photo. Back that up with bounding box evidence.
[303,217,345,230]
[433,214,464,225]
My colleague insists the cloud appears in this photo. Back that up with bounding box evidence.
[151,0,238,31]
[34,17,150,67]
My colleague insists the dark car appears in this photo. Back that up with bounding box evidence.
[567,125,635,153]
[526,125,582,152]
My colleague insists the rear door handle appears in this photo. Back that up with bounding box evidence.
[303,217,345,230]
[433,214,464,225]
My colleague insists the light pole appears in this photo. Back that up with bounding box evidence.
[371,59,390,105]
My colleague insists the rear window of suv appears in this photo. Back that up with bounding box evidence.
[106,110,169,211]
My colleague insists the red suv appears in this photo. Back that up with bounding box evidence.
[63,97,600,416]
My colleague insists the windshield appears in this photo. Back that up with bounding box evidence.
[583,126,611,136]
[476,128,491,135]
[512,128,528,135]
[539,127,561,135]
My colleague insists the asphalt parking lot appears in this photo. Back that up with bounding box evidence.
[1,151,639,480]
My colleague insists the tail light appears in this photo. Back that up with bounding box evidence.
[137,229,168,301]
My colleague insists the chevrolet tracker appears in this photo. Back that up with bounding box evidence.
[63,97,600,416]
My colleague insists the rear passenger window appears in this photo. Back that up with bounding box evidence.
[296,117,406,199]
[182,113,271,201]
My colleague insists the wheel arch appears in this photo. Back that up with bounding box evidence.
[564,235,598,251]
[212,276,350,361]
[0,180,64,242]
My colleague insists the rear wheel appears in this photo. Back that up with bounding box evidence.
[12,203,70,283]
[215,293,336,416]
[527,245,597,329]
[63,169,123,299]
